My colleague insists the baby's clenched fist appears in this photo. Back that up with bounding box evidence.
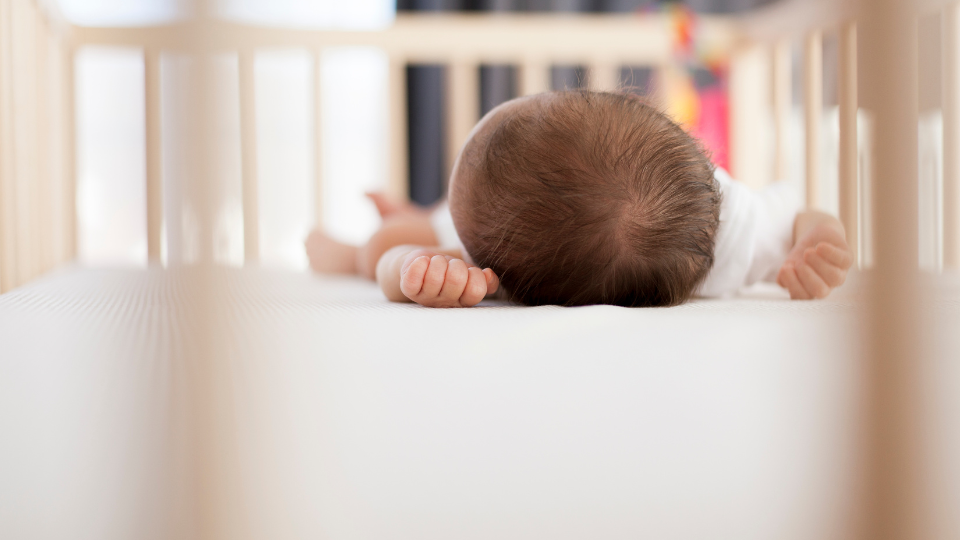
[777,221,853,300]
[400,252,499,307]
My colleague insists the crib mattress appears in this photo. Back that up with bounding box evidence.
[1,267,958,540]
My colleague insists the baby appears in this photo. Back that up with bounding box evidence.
[306,90,853,307]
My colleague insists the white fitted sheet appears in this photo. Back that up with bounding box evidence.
[1,267,957,540]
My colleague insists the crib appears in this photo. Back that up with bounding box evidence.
[1,0,958,539]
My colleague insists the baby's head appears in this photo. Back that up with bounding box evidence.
[449,90,720,307]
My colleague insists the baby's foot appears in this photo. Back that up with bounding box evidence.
[305,230,359,274]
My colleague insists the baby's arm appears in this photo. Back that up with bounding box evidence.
[377,245,499,307]
[305,193,438,280]
[777,211,853,299]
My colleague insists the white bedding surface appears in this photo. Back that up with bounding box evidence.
[1,268,957,540]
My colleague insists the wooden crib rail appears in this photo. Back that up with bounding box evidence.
[3,2,958,277]
[68,14,738,63]
[67,13,740,266]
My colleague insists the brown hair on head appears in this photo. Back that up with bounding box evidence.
[451,90,720,307]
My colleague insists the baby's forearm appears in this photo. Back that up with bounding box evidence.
[357,214,438,280]
[376,245,464,302]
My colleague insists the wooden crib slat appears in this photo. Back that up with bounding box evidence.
[62,41,76,264]
[29,0,42,278]
[145,49,163,263]
[387,57,408,202]
[839,22,859,268]
[312,49,323,229]
[944,2,960,270]
[45,32,62,269]
[804,30,823,210]
[772,40,792,183]
[520,59,549,96]
[33,14,50,275]
[729,46,772,190]
[15,0,36,284]
[239,50,259,263]
[0,0,16,291]
[860,0,923,537]
[588,62,620,91]
[447,61,479,180]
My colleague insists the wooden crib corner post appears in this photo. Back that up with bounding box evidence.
[238,49,259,264]
[145,48,163,264]
[839,22,860,268]
[943,2,960,270]
[804,30,823,210]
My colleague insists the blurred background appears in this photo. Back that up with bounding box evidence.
[62,0,950,273]
[67,0,808,271]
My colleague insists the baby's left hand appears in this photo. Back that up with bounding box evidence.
[777,221,853,300]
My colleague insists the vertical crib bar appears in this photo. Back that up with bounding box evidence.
[729,46,772,190]
[0,0,16,291]
[145,49,163,263]
[62,41,76,263]
[29,0,42,277]
[839,22,860,267]
[520,58,549,96]
[773,40,792,183]
[860,0,923,538]
[588,61,620,91]
[48,34,63,267]
[312,49,323,229]
[387,57,408,201]
[15,0,36,284]
[447,61,479,179]
[804,30,823,209]
[35,14,49,274]
[944,3,960,270]
[238,50,259,263]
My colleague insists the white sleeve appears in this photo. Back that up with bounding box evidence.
[429,200,463,250]
[697,169,802,298]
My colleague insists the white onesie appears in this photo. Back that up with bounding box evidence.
[429,168,802,298]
